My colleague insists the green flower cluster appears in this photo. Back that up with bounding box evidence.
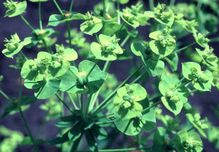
[2,34,31,58]
[91,34,123,61]
[21,46,77,99]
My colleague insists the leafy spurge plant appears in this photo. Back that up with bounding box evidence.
[1,0,219,151]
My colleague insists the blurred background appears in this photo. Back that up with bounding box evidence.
[0,0,219,151]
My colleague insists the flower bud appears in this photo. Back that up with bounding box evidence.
[123,101,131,109]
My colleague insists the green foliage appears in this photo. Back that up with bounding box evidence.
[29,0,48,2]
[151,4,175,27]
[113,83,147,119]
[80,12,103,35]
[100,73,118,98]
[21,49,77,99]
[0,126,24,152]
[59,60,106,94]
[40,96,62,120]
[159,72,187,115]
[2,34,31,58]
[48,12,84,27]
[149,28,176,57]
[3,0,27,17]
[1,0,219,151]
[120,2,149,28]
[186,113,209,138]
[1,96,37,118]
[177,130,203,152]
[31,28,57,48]
[91,34,123,61]
[182,62,213,91]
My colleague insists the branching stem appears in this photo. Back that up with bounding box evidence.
[56,93,74,113]
[92,65,144,115]
[52,0,64,15]
[20,15,35,31]
[38,2,43,30]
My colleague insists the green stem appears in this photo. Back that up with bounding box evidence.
[103,61,111,71]
[137,134,141,148]
[78,94,82,110]
[18,106,38,151]
[18,77,23,98]
[187,127,194,132]
[210,37,219,43]
[0,90,37,150]
[102,0,106,16]
[92,65,143,115]
[21,13,52,53]
[18,78,38,151]
[20,52,27,61]
[69,0,74,12]
[88,61,111,112]
[20,14,51,54]
[149,93,162,102]
[131,71,145,84]
[197,1,204,32]
[95,113,114,120]
[121,34,130,47]
[95,120,114,125]
[170,0,175,6]
[68,93,79,110]
[149,0,154,11]
[87,63,97,77]
[99,147,148,152]
[88,87,104,109]
[116,1,121,24]
[56,94,74,113]
[70,134,82,152]
[20,15,35,31]
[95,33,100,43]
[52,0,64,15]
[80,94,85,115]
[142,100,161,114]
[66,21,72,47]
[175,42,196,53]
[42,38,52,53]
[38,2,43,30]
[0,90,11,101]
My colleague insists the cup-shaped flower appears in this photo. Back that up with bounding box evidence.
[114,101,156,136]
[178,130,203,152]
[182,62,213,91]
[21,50,77,99]
[152,4,175,27]
[196,48,218,71]
[59,60,106,94]
[149,29,176,57]
[186,113,209,138]
[2,34,31,58]
[121,2,149,28]
[32,28,57,48]
[48,12,85,27]
[159,72,188,115]
[193,33,209,48]
[55,44,78,62]
[91,34,124,61]
[113,83,147,120]
[80,12,103,35]
[3,0,27,17]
